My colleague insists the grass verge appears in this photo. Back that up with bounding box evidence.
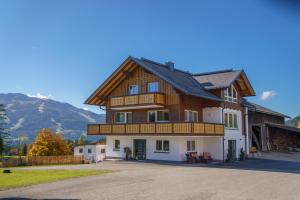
[0,169,111,190]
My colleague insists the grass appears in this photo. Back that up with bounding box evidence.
[0,169,111,190]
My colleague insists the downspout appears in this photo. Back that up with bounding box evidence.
[245,107,250,155]
[222,107,225,162]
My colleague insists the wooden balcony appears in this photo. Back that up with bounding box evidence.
[110,93,165,110]
[87,122,224,136]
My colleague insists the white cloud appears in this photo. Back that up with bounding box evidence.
[260,90,277,101]
[27,93,52,100]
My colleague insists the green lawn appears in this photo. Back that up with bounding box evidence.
[0,169,111,190]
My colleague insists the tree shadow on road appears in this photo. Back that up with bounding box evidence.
[123,158,300,174]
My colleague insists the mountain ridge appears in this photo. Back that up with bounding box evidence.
[0,93,105,142]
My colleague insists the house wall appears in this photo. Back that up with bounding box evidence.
[74,145,106,162]
[106,135,223,161]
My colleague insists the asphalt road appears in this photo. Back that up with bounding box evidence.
[1,159,300,200]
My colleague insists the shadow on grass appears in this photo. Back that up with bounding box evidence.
[118,158,300,174]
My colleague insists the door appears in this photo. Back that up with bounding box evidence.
[228,140,237,161]
[134,139,146,160]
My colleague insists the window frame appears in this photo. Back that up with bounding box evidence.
[128,84,139,95]
[147,82,159,93]
[187,140,196,152]
[88,148,92,154]
[224,112,239,129]
[184,110,198,122]
[114,112,132,124]
[79,148,83,154]
[114,140,120,151]
[224,85,238,103]
[147,110,170,123]
[155,140,170,153]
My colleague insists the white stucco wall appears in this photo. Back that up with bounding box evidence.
[74,144,106,162]
[202,107,246,159]
[106,136,223,161]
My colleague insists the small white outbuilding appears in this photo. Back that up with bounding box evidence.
[74,141,106,162]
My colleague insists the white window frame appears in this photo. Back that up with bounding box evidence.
[148,110,170,123]
[187,140,196,152]
[128,84,139,95]
[184,110,198,122]
[147,82,159,93]
[224,85,238,103]
[155,140,170,152]
[224,112,239,129]
[114,112,132,124]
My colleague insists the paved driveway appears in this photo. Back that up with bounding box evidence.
[1,159,300,200]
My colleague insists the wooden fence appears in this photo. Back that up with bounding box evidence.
[1,157,26,168]
[27,155,84,166]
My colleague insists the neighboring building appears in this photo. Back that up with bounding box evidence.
[85,57,255,161]
[74,142,106,162]
[243,101,300,151]
[298,121,300,129]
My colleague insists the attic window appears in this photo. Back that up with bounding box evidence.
[224,85,237,103]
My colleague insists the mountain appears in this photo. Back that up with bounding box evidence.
[0,93,105,142]
[286,115,300,128]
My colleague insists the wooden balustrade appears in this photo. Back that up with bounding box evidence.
[88,122,224,136]
[110,93,165,107]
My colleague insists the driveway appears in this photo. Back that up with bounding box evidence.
[1,159,300,200]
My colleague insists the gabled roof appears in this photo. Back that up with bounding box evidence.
[85,57,223,105]
[243,100,290,118]
[193,69,255,96]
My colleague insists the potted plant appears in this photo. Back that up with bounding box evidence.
[239,148,246,161]
[124,147,132,160]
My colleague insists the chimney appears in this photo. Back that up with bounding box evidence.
[165,61,175,71]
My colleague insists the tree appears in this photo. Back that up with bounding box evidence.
[0,137,3,158]
[29,128,71,156]
[78,134,86,145]
[17,134,28,156]
[0,104,12,154]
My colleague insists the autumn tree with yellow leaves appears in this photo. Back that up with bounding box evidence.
[29,128,71,156]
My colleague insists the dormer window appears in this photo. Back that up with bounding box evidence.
[224,85,238,103]
[147,82,159,93]
[128,85,139,95]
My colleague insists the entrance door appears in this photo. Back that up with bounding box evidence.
[228,140,237,161]
[134,139,146,160]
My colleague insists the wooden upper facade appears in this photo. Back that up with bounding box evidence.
[85,57,255,136]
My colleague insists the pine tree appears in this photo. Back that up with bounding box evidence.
[78,134,85,145]
[0,104,12,154]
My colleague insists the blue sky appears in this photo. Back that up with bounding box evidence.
[0,0,299,117]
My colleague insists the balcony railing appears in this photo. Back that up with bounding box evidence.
[110,93,165,107]
[87,122,224,136]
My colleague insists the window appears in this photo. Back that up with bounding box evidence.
[187,141,196,152]
[224,112,238,129]
[101,149,105,154]
[128,85,139,95]
[224,85,238,103]
[184,110,198,122]
[156,140,169,152]
[114,112,132,123]
[148,110,169,122]
[147,82,159,93]
[114,140,120,150]
[88,149,92,154]
[79,148,83,154]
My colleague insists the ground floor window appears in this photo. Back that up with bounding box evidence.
[79,148,83,153]
[101,149,105,154]
[88,148,92,154]
[114,140,120,151]
[155,140,170,152]
[187,140,196,152]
